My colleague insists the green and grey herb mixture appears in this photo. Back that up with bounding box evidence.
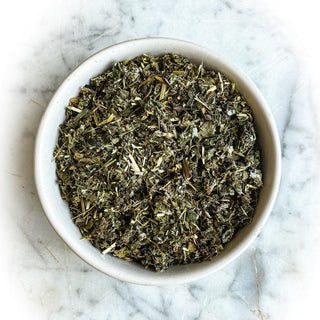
[54,53,263,271]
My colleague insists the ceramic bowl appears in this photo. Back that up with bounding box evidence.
[34,38,281,285]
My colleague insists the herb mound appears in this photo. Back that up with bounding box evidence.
[55,53,263,271]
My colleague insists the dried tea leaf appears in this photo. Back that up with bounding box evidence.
[54,53,263,272]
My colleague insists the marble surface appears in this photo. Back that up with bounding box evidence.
[1,0,320,319]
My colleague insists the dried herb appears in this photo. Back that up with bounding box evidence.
[54,53,263,271]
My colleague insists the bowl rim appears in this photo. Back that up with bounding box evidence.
[34,37,281,285]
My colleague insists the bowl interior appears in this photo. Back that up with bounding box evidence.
[35,38,281,285]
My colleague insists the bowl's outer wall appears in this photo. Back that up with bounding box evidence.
[35,38,281,285]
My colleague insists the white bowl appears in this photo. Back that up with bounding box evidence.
[34,38,281,285]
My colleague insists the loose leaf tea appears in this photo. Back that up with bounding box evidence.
[54,53,263,271]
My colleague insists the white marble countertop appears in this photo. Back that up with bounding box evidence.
[1,1,320,319]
